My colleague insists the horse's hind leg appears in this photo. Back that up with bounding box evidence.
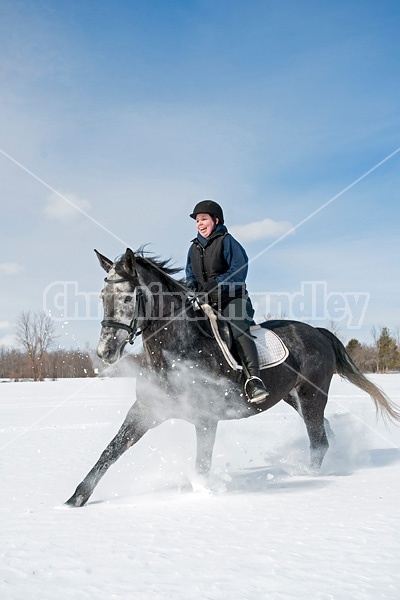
[285,390,335,441]
[65,405,160,507]
[287,385,330,472]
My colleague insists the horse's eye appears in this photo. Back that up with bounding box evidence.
[124,295,133,304]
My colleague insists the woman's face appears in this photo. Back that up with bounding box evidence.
[195,213,218,238]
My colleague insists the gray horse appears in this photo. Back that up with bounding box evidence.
[66,248,400,507]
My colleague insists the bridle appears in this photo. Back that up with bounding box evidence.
[100,271,148,345]
[100,267,214,347]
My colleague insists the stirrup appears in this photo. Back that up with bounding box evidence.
[244,376,269,404]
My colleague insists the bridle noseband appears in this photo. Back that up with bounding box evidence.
[101,272,147,345]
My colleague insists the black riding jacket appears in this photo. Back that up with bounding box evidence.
[185,225,248,307]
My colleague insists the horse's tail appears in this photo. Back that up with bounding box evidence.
[316,327,400,424]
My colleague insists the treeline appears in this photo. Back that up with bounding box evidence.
[0,309,96,381]
[346,326,400,373]
[2,308,399,380]
[0,346,96,381]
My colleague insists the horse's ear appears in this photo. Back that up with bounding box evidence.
[122,248,137,276]
[94,249,113,273]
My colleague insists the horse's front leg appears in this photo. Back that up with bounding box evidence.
[194,420,218,475]
[65,405,160,507]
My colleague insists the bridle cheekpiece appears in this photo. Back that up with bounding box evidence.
[100,268,147,345]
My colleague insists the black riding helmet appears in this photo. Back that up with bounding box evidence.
[190,200,224,224]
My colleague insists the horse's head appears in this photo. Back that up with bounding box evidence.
[95,248,148,364]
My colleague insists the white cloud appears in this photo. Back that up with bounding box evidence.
[230,218,294,243]
[0,321,13,329]
[0,262,24,275]
[44,192,92,222]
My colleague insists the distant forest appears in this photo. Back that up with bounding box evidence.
[1,311,399,380]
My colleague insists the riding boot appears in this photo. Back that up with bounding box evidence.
[234,333,269,404]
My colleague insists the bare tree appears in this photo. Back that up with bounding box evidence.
[346,338,378,373]
[326,320,343,339]
[369,325,400,373]
[370,325,380,372]
[371,325,379,345]
[16,311,56,381]
[394,326,400,350]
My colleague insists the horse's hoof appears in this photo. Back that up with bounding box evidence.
[65,494,86,507]
[309,464,321,476]
[65,483,92,507]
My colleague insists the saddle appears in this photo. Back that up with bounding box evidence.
[197,303,289,371]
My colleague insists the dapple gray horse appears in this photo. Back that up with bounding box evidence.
[66,248,400,506]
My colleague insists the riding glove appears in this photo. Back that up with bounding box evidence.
[200,280,219,305]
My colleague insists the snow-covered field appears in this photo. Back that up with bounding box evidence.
[1,374,400,599]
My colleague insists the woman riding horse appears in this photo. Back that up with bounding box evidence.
[186,200,268,403]
[65,246,400,507]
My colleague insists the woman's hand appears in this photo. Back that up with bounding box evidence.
[199,280,219,305]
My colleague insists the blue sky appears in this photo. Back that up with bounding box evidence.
[0,0,399,349]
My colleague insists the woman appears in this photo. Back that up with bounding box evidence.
[186,200,269,404]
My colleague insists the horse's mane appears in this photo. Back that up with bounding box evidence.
[117,247,187,294]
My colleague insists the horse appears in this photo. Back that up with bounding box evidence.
[66,248,400,507]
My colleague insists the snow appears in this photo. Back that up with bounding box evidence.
[1,374,400,599]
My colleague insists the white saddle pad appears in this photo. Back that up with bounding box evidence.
[201,304,289,371]
[250,325,289,370]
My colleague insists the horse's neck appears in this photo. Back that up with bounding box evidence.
[144,297,195,351]
[152,284,183,319]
